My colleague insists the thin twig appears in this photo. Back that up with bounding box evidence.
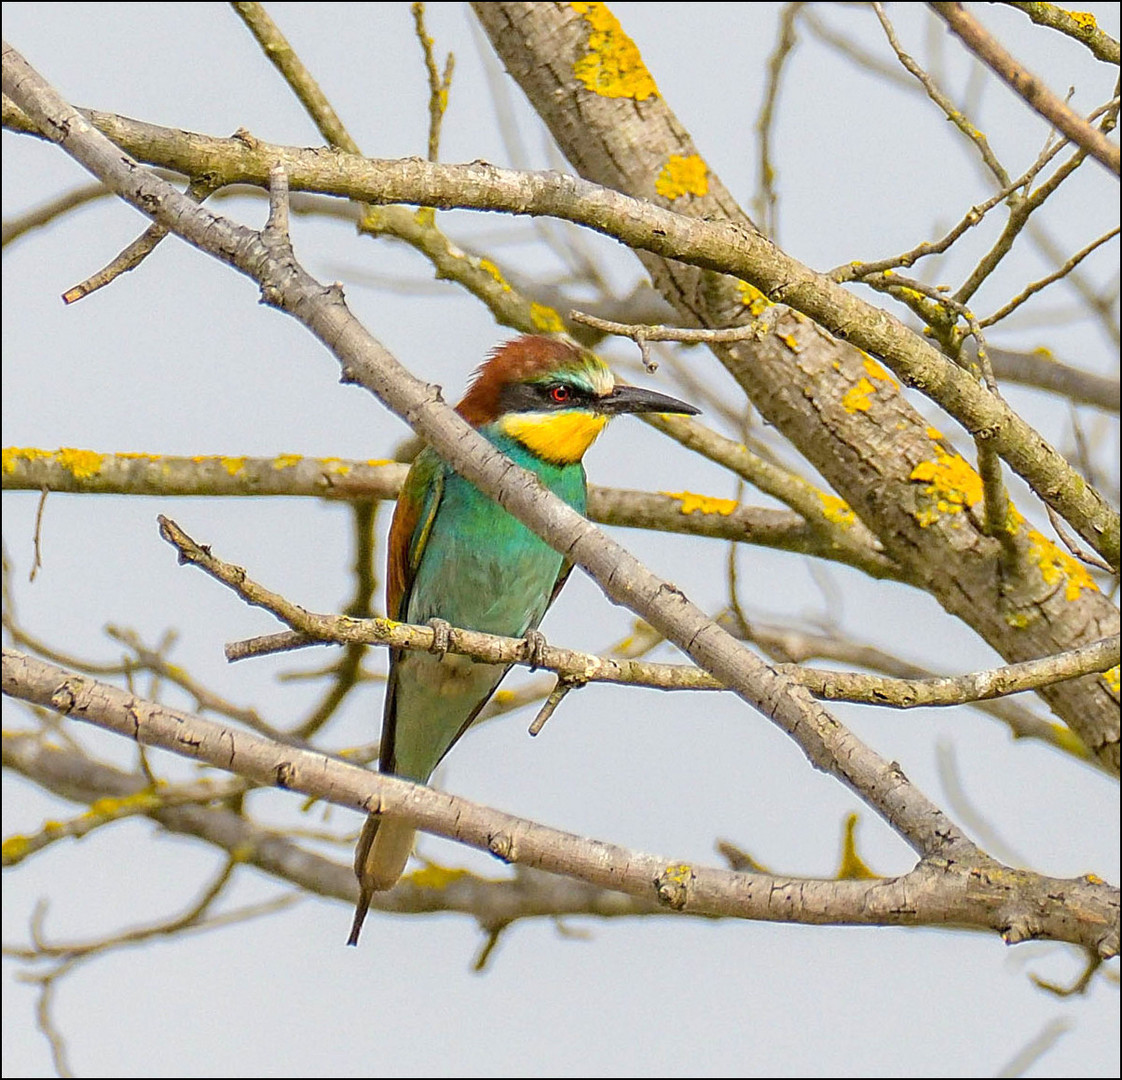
[873,3,1010,187]
[1,180,106,246]
[412,2,454,163]
[158,513,1120,711]
[994,1017,1074,1077]
[754,2,803,238]
[60,177,218,304]
[28,486,47,582]
[1045,504,1116,574]
[980,227,1120,328]
[528,677,581,736]
[833,96,1119,285]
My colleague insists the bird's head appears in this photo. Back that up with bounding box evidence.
[457,336,699,465]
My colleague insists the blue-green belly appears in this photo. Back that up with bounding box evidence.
[390,438,586,782]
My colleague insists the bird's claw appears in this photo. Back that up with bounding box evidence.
[522,629,548,671]
[427,617,452,660]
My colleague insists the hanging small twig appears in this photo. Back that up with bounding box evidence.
[1046,504,1116,574]
[28,487,48,582]
[528,676,583,736]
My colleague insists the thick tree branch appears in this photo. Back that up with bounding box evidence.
[3,41,981,869]
[0,447,893,572]
[2,728,659,924]
[3,651,1118,953]
[158,512,1120,713]
[998,2,1121,64]
[471,2,1119,772]
[931,2,1120,176]
[2,96,1115,569]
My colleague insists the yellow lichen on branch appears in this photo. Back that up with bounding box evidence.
[909,448,984,526]
[662,491,739,516]
[842,378,877,413]
[862,354,898,388]
[818,493,856,527]
[478,258,512,292]
[530,302,565,333]
[571,2,658,101]
[655,154,709,200]
[835,813,880,881]
[406,864,472,890]
[736,280,771,316]
[1026,528,1100,602]
[3,446,105,480]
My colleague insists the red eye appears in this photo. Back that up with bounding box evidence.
[550,385,571,403]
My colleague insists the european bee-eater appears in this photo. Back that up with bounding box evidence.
[348,335,698,945]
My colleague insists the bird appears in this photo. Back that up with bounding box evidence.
[348,334,699,945]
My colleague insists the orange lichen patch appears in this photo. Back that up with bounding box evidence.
[862,355,897,388]
[273,454,303,470]
[320,458,353,476]
[662,491,738,516]
[842,377,876,413]
[529,302,565,334]
[736,280,771,316]
[55,447,105,480]
[413,207,436,228]
[779,333,801,353]
[477,258,511,292]
[925,426,944,440]
[909,448,983,526]
[1026,528,1099,602]
[571,2,658,100]
[115,452,162,462]
[655,154,709,200]
[363,458,395,468]
[818,492,856,527]
[1102,665,1120,694]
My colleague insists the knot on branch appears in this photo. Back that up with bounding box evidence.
[655,863,696,911]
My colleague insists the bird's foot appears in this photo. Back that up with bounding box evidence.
[522,628,548,671]
[427,617,452,660]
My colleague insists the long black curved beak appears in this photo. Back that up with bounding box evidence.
[597,384,700,416]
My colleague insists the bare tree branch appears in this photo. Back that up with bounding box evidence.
[931,1,1120,175]
[3,650,1118,953]
[2,96,1115,568]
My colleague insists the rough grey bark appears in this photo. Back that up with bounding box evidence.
[5,649,1118,953]
[472,1,1120,772]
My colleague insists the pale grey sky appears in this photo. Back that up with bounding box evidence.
[3,4,1118,1077]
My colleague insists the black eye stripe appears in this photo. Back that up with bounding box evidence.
[498,381,594,413]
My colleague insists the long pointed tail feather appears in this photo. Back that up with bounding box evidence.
[347,814,416,946]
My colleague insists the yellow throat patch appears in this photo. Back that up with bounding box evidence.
[500,411,609,465]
